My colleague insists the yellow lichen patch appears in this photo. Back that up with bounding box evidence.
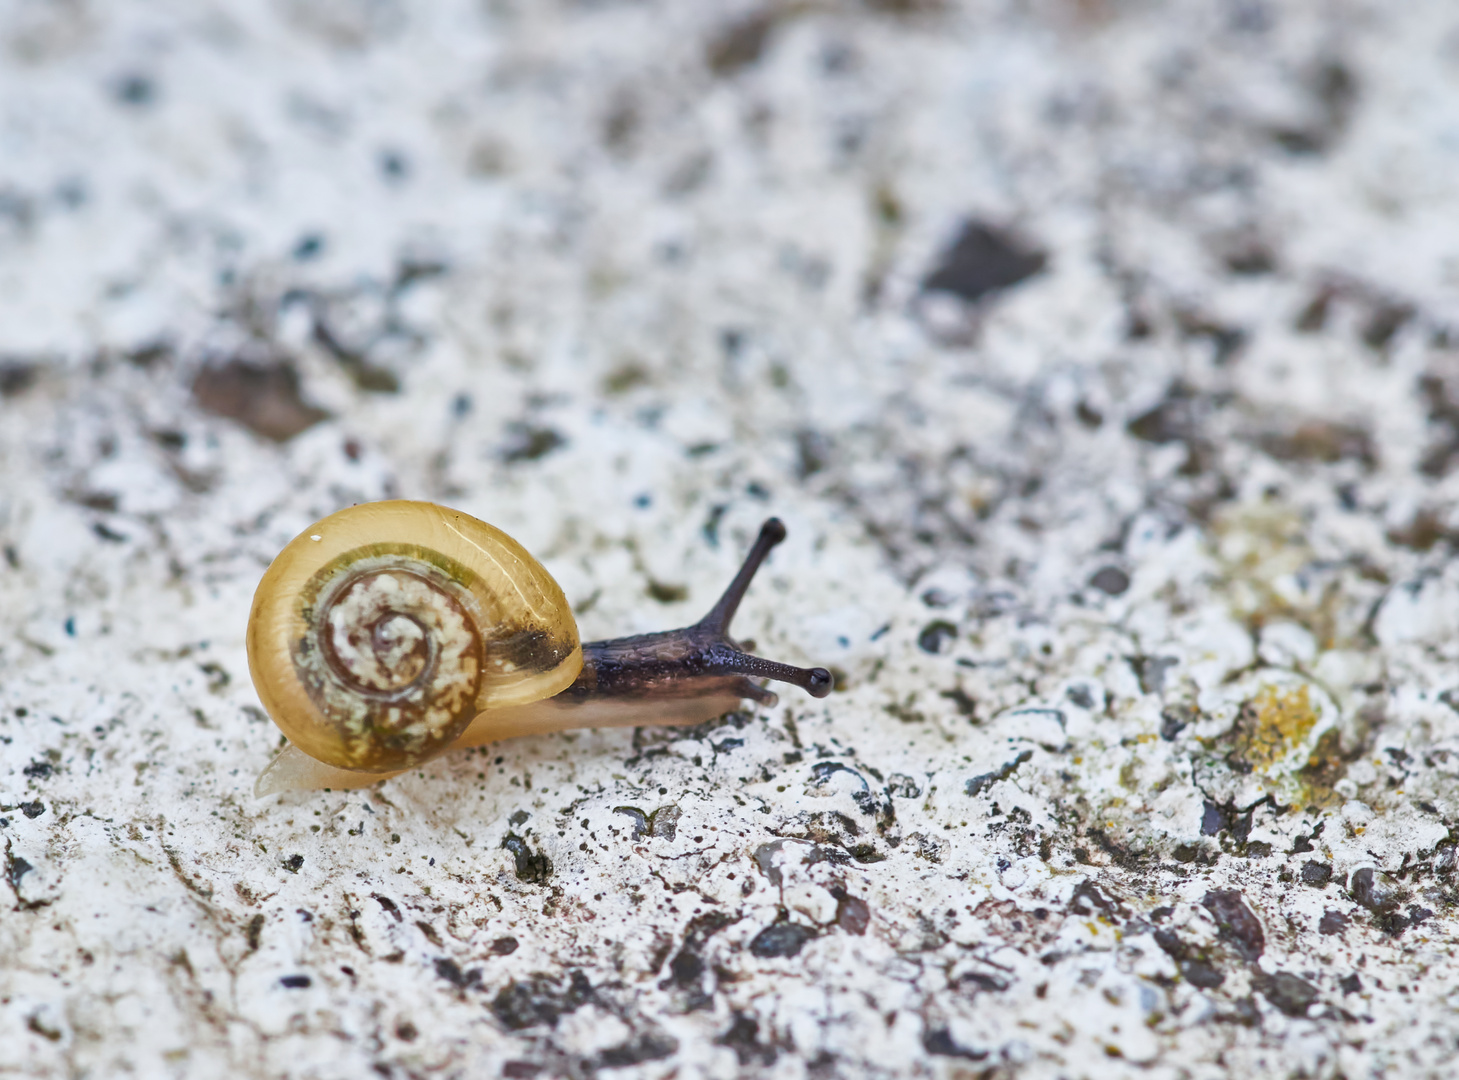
[1209,501,1339,646]
[1119,759,1140,791]
[1231,683,1319,773]
[1211,502,1310,602]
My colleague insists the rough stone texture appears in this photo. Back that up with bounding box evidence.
[3,2,1459,1077]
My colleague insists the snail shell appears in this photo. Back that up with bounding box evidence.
[247,501,582,773]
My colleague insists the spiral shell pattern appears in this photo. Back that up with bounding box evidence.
[248,502,583,772]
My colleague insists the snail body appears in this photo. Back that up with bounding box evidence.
[247,501,831,795]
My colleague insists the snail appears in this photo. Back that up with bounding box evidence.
[247,500,832,795]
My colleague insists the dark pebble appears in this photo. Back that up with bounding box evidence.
[749,922,815,959]
[1300,861,1333,886]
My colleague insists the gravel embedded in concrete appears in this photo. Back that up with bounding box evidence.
[3,2,1459,1077]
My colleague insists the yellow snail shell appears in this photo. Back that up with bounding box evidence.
[247,501,582,778]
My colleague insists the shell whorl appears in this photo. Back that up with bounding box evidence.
[292,549,485,768]
[248,502,583,773]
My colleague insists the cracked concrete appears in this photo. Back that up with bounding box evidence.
[4,1,1459,1077]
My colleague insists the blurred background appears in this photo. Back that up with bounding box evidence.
[6,0,1455,611]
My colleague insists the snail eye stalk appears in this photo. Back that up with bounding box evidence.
[567,518,833,705]
[693,518,833,699]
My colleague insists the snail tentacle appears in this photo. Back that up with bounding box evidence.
[562,517,834,705]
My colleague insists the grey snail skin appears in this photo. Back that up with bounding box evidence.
[246,501,833,795]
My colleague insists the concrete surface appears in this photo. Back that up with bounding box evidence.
[3,1,1459,1077]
